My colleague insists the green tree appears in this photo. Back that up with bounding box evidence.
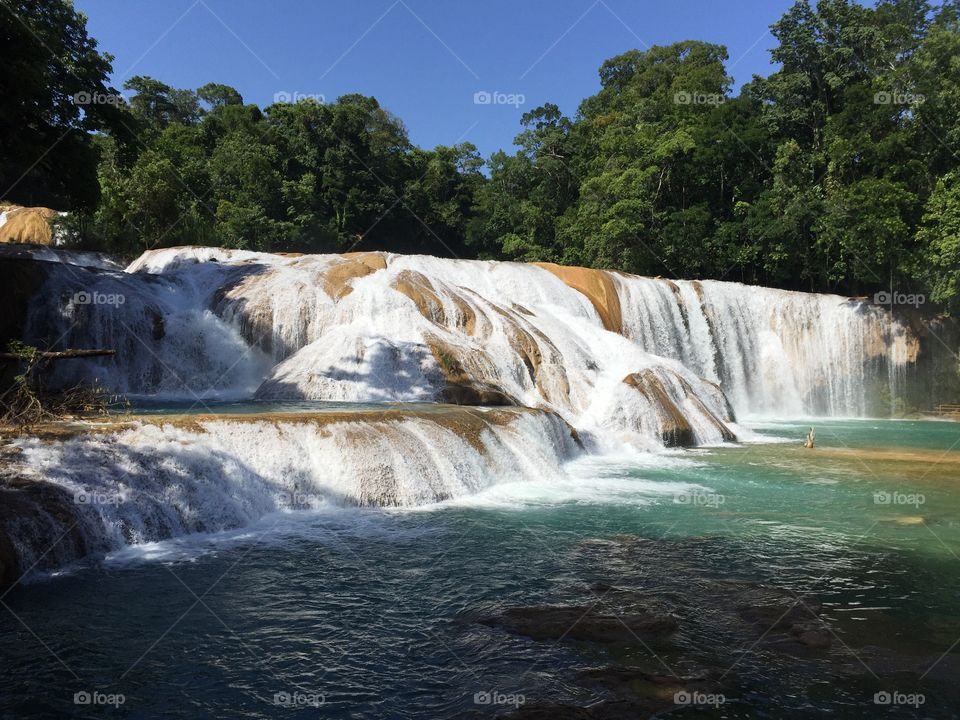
[0,0,121,209]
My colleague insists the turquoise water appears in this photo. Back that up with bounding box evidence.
[1,419,959,718]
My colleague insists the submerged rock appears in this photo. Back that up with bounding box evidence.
[478,604,678,644]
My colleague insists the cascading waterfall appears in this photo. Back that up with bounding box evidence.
[614,276,917,417]
[26,246,916,420]
[6,408,577,569]
[1,245,927,579]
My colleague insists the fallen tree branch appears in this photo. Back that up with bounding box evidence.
[0,349,115,362]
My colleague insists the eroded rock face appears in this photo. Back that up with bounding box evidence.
[533,262,623,333]
[622,369,736,446]
[0,205,59,246]
[0,467,91,590]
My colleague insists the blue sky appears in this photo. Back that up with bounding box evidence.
[76,0,796,159]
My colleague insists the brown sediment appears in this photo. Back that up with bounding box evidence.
[622,370,735,446]
[391,270,447,325]
[212,268,296,357]
[533,262,623,334]
[1,404,571,461]
[424,335,516,406]
[0,404,581,589]
[390,270,477,335]
[805,445,960,467]
[489,305,571,407]
[674,376,737,441]
[716,442,960,486]
[623,371,694,446]
[0,206,58,246]
[322,252,388,301]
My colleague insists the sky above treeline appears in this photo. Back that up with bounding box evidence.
[76,0,796,159]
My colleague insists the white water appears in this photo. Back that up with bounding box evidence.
[10,409,577,562]
[5,247,925,575]
[615,276,915,417]
[22,247,918,441]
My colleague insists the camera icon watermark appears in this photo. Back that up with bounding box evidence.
[674,690,725,707]
[873,490,925,508]
[273,690,325,708]
[874,690,924,707]
[473,90,526,108]
[873,290,924,308]
[473,690,525,708]
[72,290,125,307]
[74,490,125,507]
[273,90,325,104]
[873,90,925,105]
[674,90,725,106]
[276,490,322,508]
[73,690,125,707]
[72,91,125,107]
[674,491,725,508]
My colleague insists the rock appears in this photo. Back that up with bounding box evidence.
[789,622,832,649]
[0,205,59,246]
[503,701,650,719]
[478,605,678,644]
[533,262,623,333]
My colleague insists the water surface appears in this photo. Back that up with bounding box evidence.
[2,419,959,719]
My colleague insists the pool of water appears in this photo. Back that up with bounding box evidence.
[2,419,959,718]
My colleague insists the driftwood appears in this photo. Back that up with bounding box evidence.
[0,349,115,362]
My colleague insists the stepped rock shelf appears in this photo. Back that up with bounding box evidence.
[0,244,956,586]
[0,405,579,589]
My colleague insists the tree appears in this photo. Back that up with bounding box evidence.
[918,171,960,312]
[0,0,121,209]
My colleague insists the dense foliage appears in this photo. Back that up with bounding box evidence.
[2,0,959,311]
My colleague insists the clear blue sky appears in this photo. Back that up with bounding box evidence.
[75,0,796,159]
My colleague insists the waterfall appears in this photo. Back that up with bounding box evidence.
[5,408,579,570]
[19,246,918,432]
[614,276,915,417]
[0,245,932,581]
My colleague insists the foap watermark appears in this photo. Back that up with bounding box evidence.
[74,690,125,708]
[74,490,125,507]
[874,690,925,708]
[276,490,323,508]
[273,90,326,104]
[73,290,125,307]
[72,90,125,107]
[473,90,526,108]
[674,491,725,508]
[273,690,325,708]
[674,690,725,708]
[873,490,925,508]
[473,690,525,708]
[873,290,924,308]
[674,90,725,106]
[873,91,925,106]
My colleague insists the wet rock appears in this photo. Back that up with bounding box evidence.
[502,668,727,720]
[502,700,653,719]
[478,605,678,644]
[789,621,832,649]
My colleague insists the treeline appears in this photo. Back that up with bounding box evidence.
[78,82,485,257]
[2,0,960,311]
